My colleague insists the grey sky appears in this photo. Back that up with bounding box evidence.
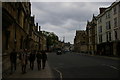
[31,2,113,44]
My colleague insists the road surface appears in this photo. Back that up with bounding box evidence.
[48,52,120,79]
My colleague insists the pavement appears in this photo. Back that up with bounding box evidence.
[75,52,120,60]
[90,55,120,60]
[3,60,55,79]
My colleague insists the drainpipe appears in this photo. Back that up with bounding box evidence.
[14,24,17,50]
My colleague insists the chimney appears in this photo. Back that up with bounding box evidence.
[36,23,38,27]
[36,23,38,31]
[99,8,107,14]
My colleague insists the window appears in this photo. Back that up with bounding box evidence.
[106,14,107,19]
[115,30,118,40]
[113,6,117,14]
[106,32,109,42]
[98,26,102,33]
[98,18,102,23]
[81,42,85,45]
[106,22,108,30]
[119,4,120,12]
[20,36,23,49]
[106,32,111,42]
[106,12,110,19]
[108,12,110,18]
[114,17,117,27]
[17,8,21,23]
[106,21,111,30]
[5,31,10,50]
[109,32,111,41]
[99,35,102,43]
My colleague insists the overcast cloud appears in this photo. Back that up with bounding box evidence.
[31,2,113,44]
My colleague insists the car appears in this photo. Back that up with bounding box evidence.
[56,50,62,55]
[56,48,62,55]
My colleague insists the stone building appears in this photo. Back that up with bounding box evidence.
[2,2,31,53]
[97,1,120,56]
[74,30,87,53]
[40,32,47,51]
[2,2,46,75]
[86,14,97,55]
[22,15,46,51]
[2,2,32,74]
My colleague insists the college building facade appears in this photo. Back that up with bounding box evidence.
[74,1,120,56]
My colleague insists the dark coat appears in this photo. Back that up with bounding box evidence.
[36,53,42,62]
[10,51,17,63]
[29,53,36,62]
[42,53,47,61]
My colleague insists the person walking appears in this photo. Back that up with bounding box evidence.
[10,49,17,73]
[36,51,42,70]
[41,50,47,69]
[29,50,36,70]
[20,49,28,74]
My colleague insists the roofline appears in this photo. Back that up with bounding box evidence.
[97,1,120,18]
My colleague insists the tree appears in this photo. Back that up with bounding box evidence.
[42,31,59,51]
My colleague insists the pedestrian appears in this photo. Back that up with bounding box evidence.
[20,49,28,74]
[36,51,42,70]
[29,50,36,70]
[41,50,47,69]
[27,49,31,67]
[10,49,17,73]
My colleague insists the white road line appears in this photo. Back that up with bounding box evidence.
[109,65,119,70]
[54,68,63,80]
[102,64,119,70]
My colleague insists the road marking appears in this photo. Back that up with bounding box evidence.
[54,67,63,80]
[102,64,119,71]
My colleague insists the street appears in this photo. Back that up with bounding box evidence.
[2,52,120,79]
[2,1,120,80]
[48,52,120,79]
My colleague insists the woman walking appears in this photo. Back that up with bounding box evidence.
[20,49,28,74]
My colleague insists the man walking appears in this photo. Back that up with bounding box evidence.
[29,50,36,70]
[36,51,42,70]
[41,50,47,69]
[10,49,17,73]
